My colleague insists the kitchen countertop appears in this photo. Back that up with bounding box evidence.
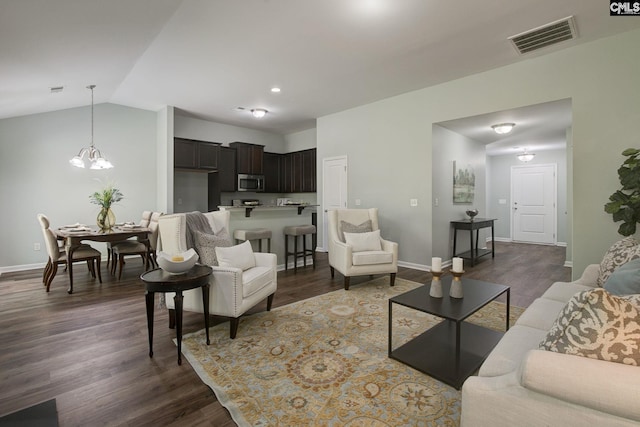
[218,204,319,217]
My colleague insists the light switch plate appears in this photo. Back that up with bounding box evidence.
[410,199,418,207]
[355,199,361,206]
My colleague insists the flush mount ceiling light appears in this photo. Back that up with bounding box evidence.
[69,85,113,169]
[270,87,281,93]
[251,108,268,119]
[517,149,536,163]
[491,123,516,134]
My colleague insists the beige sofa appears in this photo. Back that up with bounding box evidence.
[461,264,640,426]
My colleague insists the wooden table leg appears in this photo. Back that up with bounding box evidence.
[145,291,154,358]
[67,244,77,294]
[202,284,211,345]
[174,291,184,365]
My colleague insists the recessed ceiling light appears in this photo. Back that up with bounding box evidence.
[270,87,281,93]
[234,106,246,112]
[49,86,64,94]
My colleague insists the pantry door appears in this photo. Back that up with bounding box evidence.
[322,156,348,251]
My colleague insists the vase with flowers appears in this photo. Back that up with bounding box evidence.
[90,183,124,230]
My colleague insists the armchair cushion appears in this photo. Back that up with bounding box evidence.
[344,230,382,252]
[216,240,256,271]
[194,228,232,266]
[340,219,373,242]
[242,266,274,298]
[540,288,640,366]
[352,250,393,266]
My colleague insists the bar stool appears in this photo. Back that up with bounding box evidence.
[284,224,316,272]
[233,228,272,253]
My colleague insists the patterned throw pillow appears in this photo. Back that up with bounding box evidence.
[194,228,233,266]
[539,288,640,366]
[597,236,640,286]
[339,219,373,242]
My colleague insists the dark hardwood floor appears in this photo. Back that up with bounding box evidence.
[0,242,570,426]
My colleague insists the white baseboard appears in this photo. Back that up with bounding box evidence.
[397,260,429,271]
[564,261,573,267]
[0,262,47,274]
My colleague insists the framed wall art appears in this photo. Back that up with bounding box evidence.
[453,161,475,204]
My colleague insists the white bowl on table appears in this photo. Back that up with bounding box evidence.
[157,249,199,274]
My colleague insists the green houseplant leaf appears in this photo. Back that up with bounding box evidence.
[605,149,640,236]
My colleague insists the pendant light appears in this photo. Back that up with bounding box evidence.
[69,85,113,169]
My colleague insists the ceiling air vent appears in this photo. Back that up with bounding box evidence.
[509,16,577,55]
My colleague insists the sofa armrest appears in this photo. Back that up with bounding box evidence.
[571,263,599,287]
[520,349,640,421]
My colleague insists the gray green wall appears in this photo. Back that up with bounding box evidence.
[432,125,487,266]
[317,29,640,277]
[0,104,158,270]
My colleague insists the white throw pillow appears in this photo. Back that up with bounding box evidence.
[215,240,256,271]
[344,230,382,252]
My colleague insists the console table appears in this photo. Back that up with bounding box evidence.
[451,218,496,266]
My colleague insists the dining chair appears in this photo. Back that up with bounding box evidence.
[37,214,103,292]
[111,212,161,279]
[107,210,152,269]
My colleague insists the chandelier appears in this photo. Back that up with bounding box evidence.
[69,85,113,169]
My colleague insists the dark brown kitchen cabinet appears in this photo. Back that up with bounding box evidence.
[219,146,236,192]
[174,138,220,170]
[282,148,316,193]
[264,152,283,193]
[230,142,264,175]
[301,148,316,192]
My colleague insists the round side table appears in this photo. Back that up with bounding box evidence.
[141,265,212,365]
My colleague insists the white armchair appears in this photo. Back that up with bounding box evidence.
[327,208,398,290]
[158,211,277,339]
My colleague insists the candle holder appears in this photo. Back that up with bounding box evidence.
[429,270,444,298]
[450,270,465,298]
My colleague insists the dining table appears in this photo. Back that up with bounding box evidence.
[56,225,150,294]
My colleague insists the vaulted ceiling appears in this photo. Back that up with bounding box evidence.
[2,0,638,142]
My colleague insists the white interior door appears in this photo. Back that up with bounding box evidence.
[322,156,348,251]
[511,164,556,244]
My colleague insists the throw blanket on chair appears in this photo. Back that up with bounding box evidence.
[185,211,214,252]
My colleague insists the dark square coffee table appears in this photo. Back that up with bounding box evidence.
[388,276,510,389]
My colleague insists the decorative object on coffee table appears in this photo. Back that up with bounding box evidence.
[450,257,464,298]
[429,257,443,298]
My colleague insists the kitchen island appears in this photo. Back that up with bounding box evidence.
[218,204,318,269]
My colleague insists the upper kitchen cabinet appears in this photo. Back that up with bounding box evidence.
[219,146,237,192]
[282,148,316,193]
[264,152,283,193]
[230,142,264,175]
[174,138,221,171]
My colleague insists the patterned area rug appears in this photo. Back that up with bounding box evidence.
[179,277,523,426]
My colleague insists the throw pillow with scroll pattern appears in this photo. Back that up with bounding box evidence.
[539,288,640,366]
[194,228,233,266]
[339,219,373,242]
[597,236,640,286]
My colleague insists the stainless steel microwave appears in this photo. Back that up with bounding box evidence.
[237,174,265,192]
